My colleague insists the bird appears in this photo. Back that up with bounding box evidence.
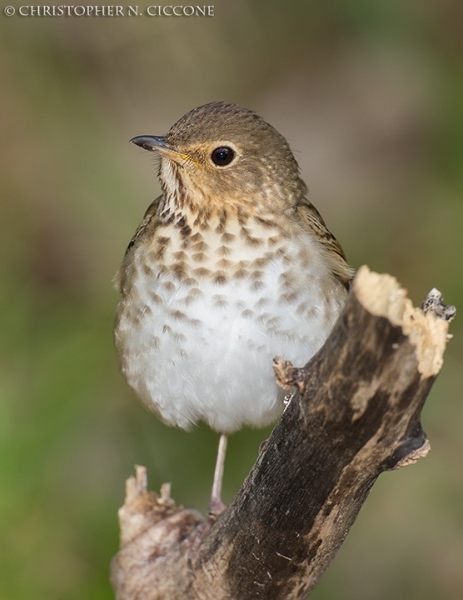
[114,102,352,516]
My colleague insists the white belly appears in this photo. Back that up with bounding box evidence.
[115,236,344,434]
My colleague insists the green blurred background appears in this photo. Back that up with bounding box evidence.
[1,1,462,598]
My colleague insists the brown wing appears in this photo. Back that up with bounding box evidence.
[296,196,354,290]
[114,195,162,293]
[124,195,162,255]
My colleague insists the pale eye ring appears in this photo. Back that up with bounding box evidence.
[211,146,235,167]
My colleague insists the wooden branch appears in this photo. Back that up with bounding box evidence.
[110,266,454,600]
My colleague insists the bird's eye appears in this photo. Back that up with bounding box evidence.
[211,146,235,167]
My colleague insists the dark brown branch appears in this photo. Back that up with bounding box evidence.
[110,266,454,600]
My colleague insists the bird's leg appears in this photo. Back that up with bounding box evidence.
[208,433,228,517]
[188,434,228,564]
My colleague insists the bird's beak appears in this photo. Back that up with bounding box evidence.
[130,135,191,165]
[130,135,169,152]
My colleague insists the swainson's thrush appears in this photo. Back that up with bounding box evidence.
[114,102,352,514]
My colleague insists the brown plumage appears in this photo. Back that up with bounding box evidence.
[114,102,352,514]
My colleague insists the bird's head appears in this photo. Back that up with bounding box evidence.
[130,102,306,218]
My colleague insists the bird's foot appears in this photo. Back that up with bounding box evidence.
[208,495,227,518]
[259,438,268,454]
[188,499,226,567]
[273,357,306,392]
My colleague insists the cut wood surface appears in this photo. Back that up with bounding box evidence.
[111,266,454,600]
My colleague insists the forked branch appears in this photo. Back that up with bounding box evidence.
[111,266,454,600]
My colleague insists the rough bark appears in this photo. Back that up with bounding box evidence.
[110,266,455,600]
